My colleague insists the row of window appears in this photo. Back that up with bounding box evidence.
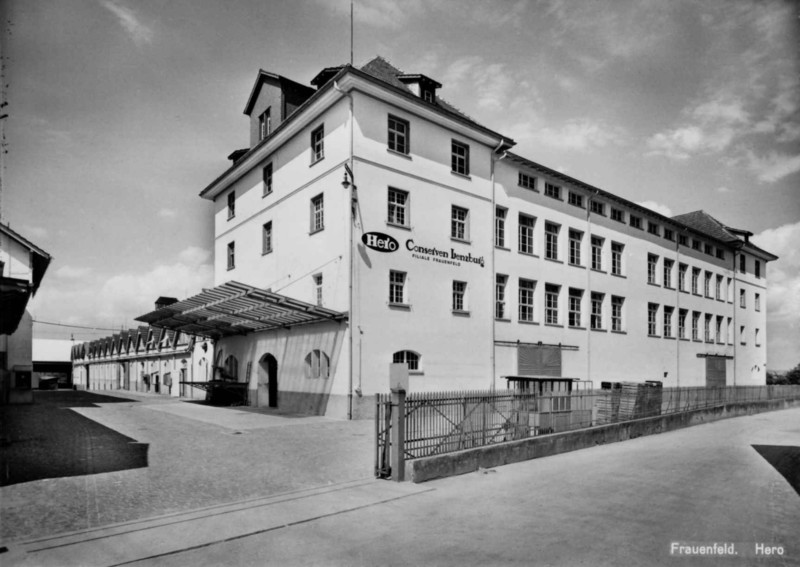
[646,255,761,311]
[646,304,761,346]
[387,113,471,177]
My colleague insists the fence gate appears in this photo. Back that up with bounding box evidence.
[375,394,392,478]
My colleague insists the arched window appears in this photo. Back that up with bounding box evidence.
[224,355,239,380]
[393,350,420,371]
[304,350,330,379]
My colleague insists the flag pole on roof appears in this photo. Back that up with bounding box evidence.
[350,0,354,66]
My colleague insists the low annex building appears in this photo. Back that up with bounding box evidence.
[139,56,777,419]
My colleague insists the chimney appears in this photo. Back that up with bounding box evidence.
[155,296,179,310]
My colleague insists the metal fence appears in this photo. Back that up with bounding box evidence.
[376,385,800,473]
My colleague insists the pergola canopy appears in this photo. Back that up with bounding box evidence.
[135,281,347,339]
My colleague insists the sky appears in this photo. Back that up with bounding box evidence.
[2,0,798,369]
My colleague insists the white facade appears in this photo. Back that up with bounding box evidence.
[199,58,776,419]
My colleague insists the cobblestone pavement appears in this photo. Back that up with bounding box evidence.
[0,390,374,543]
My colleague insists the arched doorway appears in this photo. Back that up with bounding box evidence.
[259,354,278,408]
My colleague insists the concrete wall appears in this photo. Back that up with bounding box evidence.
[405,397,800,483]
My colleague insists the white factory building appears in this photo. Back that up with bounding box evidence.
[136,57,776,419]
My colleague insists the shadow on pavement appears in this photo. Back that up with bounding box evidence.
[752,445,800,496]
[0,391,149,487]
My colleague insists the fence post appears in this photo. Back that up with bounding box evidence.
[391,388,406,482]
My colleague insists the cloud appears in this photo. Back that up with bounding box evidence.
[530,120,626,152]
[752,222,800,369]
[646,124,736,160]
[99,0,154,46]
[54,265,93,279]
[636,201,673,218]
[20,225,48,240]
[317,0,425,29]
[716,186,731,194]
[744,151,800,183]
[158,208,177,219]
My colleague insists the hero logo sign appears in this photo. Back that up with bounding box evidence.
[362,232,399,253]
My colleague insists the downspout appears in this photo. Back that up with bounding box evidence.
[586,191,597,385]
[490,139,507,391]
[334,80,355,419]
[674,232,681,388]
[731,243,743,387]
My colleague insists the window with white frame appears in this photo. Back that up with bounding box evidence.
[263,162,273,196]
[739,254,746,273]
[647,222,660,236]
[611,208,625,223]
[704,243,713,255]
[545,284,560,325]
[496,275,507,319]
[452,281,467,312]
[716,275,723,300]
[691,239,701,251]
[678,309,687,339]
[755,260,761,278]
[544,182,561,199]
[259,107,271,140]
[495,207,507,248]
[727,317,733,344]
[451,140,469,175]
[755,293,761,312]
[310,124,324,163]
[611,296,624,332]
[591,292,604,330]
[262,221,272,254]
[679,234,688,246]
[739,289,746,308]
[704,314,712,342]
[451,205,469,241]
[648,303,659,336]
[518,172,536,189]
[388,115,409,154]
[755,328,761,346]
[227,241,235,270]
[704,271,712,297]
[568,192,584,208]
[393,350,419,371]
[678,263,687,291]
[310,194,324,232]
[663,306,674,338]
[716,316,723,343]
[727,277,733,302]
[630,215,642,229]
[568,288,583,327]
[647,254,658,284]
[389,270,406,304]
[569,230,583,266]
[740,325,746,345]
[692,268,700,294]
[663,259,674,288]
[388,188,409,227]
[313,274,323,306]
[590,200,605,215]
[664,228,674,241]
[591,236,603,271]
[304,349,330,379]
[611,242,624,275]
[545,222,559,260]
[518,214,535,254]
[519,279,535,322]
[227,191,235,219]
[692,311,700,340]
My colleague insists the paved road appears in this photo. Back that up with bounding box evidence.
[4,399,798,566]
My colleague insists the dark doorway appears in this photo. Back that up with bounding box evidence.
[260,354,279,408]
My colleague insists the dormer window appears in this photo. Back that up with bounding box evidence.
[423,90,434,103]
[259,108,271,141]
[398,73,442,103]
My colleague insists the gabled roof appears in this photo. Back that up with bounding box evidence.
[0,222,52,296]
[243,69,315,116]
[671,211,740,243]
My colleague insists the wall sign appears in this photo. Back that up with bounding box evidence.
[362,232,399,253]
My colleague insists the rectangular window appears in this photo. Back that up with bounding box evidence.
[755,328,761,346]
[591,236,603,271]
[630,215,642,229]
[716,249,725,260]
[647,254,658,285]
[452,281,466,312]
[545,284,559,325]
[692,311,700,341]
[648,303,658,336]
[740,289,746,308]
[388,115,409,154]
[611,242,624,276]
[755,293,761,312]
[647,222,660,236]
[679,234,688,246]
[568,229,582,266]
[716,315,723,343]
[388,188,409,227]
[755,260,761,278]
[227,191,235,219]
[518,214,536,254]
[545,222,559,260]
[692,268,700,294]
[715,275,723,300]
[663,306,674,338]
[518,172,536,189]
[704,271,712,297]
[739,254,746,273]
[496,275,507,319]
[389,271,406,304]
[568,288,583,327]
[704,243,713,255]
[727,277,733,302]
[227,241,235,270]
[678,309,687,339]
[678,263,687,291]
[611,208,625,223]
[544,183,561,199]
[311,125,324,163]
[704,314,712,343]
[263,162,273,196]
[611,296,624,332]
[451,140,470,175]
[568,192,584,208]
[259,107,271,140]
[310,194,324,232]
[727,317,733,344]
[590,201,605,215]
[495,207,506,248]
[591,292,604,330]
[262,221,272,254]
[314,274,323,306]
[451,205,469,241]
[663,259,674,288]
[664,228,674,241]
[740,325,746,345]
[519,279,535,322]
[692,239,701,251]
